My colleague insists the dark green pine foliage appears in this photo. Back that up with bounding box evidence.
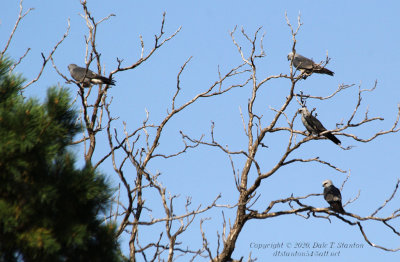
[0,58,125,262]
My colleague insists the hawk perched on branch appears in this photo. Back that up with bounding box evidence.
[322,180,345,214]
[298,107,341,145]
[68,64,115,87]
[287,52,334,77]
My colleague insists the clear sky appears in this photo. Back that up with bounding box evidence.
[2,0,400,261]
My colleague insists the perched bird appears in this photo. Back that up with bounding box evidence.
[68,64,115,87]
[322,180,345,214]
[298,107,341,145]
[287,52,334,78]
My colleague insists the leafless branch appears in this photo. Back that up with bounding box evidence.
[282,157,347,173]
[10,48,30,73]
[371,179,400,217]
[18,2,396,260]
[0,0,34,60]
[113,12,182,74]
[21,19,70,89]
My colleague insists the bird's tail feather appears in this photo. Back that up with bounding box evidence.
[96,76,115,85]
[318,67,334,76]
[324,132,341,145]
[331,202,345,214]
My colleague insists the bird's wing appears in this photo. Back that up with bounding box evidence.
[308,114,327,133]
[70,66,97,80]
[77,67,98,79]
[331,186,342,201]
[301,115,315,133]
[324,186,342,202]
[324,187,334,202]
[294,54,315,70]
[302,113,325,134]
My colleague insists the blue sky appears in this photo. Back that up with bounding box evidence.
[2,0,400,261]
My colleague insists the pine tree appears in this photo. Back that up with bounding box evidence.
[0,57,125,262]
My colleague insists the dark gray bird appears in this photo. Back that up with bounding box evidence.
[298,107,341,145]
[287,52,334,77]
[68,64,115,87]
[322,180,345,214]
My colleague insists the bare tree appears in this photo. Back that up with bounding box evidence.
[3,1,400,261]
[190,16,400,261]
